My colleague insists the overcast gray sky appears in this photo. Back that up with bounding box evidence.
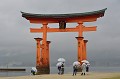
[0,0,120,67]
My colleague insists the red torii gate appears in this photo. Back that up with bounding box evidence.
[21,8,107,74]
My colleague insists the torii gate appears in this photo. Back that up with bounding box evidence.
[21,8,107,74]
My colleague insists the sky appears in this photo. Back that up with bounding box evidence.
[0,0,120,67]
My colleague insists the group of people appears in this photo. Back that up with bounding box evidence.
[56,62,90,76]
[56,59,90,76]
[73,62,89,76]
[30,59,90,76]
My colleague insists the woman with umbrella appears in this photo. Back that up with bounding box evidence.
[72,61,80,76]
[81,62,87,75]
[81,60,90,72]
[56,62,62,74]
[57,58,65,75]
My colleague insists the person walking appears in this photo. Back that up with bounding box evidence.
[61,63,64,75]
[81,63,86,75]
[86,64,89,72]
[72,65,78,76]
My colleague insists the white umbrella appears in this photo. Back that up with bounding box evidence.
[31,67,37,73]
[58,58,65,62]
[81,60,89,64]
[56,62,62,67]
[73,61,80,66]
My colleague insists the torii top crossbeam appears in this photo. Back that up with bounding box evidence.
[21,8,107,23]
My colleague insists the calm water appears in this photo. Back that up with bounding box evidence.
[0,66,120,77]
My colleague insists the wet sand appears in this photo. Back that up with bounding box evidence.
[0,72,120,79]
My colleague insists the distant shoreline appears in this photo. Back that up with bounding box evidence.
[0,68,26,71]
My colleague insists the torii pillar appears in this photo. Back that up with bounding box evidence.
[76,37,84,62]
[46,41,51,67]
[34,38,42,66]
[34,37,51,74]
[83,40,88,60]
[34,38,50,74]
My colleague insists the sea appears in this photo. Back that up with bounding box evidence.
[0,66,120,77]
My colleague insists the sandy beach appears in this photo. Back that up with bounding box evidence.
[0,72,120,79]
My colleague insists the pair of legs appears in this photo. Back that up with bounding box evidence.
[58,69,61,74]
[81,69,86,75]
[61,68,64,75]
[58,68,64,75]
[73,69,77,76]
[81,72,85,75]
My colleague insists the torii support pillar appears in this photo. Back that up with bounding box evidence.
[46,41,51,67]
[83,40,88,60]
[37,41,51,74]
[75,37,84,62]
[34,38,50,74]
[34,38,42,66]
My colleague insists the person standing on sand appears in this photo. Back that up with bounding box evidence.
[72,65,78,76]
[86,64,89,72]
[61,62,64,75]
[81,63,86,75]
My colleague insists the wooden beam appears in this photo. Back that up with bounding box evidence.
[83,26,97,31]
[27,17,97,24]
[30,28,78,33]
[30,28,43,32]
[30,26,97,33]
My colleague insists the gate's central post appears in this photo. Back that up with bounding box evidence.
[75,37,84,62]
[42,23,48,66]
[83,40,88,60]
[46,41,51,69]
[78,21,83,37]
[39,23,50,74]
